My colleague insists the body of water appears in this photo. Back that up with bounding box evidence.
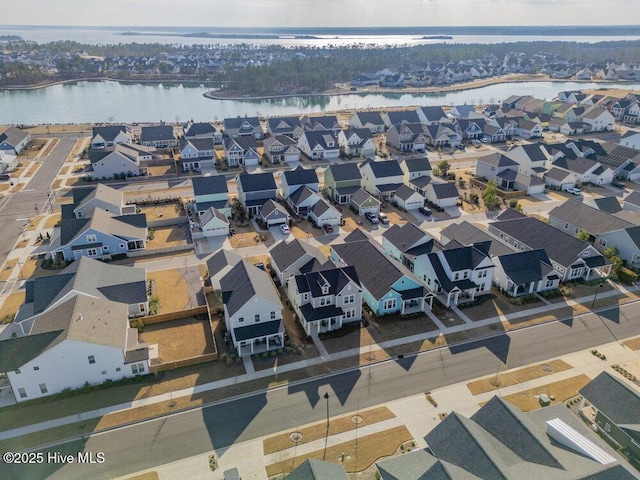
[1,80,639,125]
[1,25,640,47]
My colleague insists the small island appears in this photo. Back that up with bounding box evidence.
[421,35,453,40]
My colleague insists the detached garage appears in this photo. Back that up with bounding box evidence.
[350,188,380,216]
[394,184,425,211]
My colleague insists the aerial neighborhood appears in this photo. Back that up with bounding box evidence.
[1,84,640,478]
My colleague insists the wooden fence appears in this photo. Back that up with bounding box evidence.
[144,306,209,325]
[470,177,524,199]
[128,243,194,258]
[150,352,218,373]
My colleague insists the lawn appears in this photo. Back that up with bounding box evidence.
[459,289,543,321]
[147,164,176,176]
[43,213,61,229]
[147,225,189,248]
[19,255,61,279]
[623,336,640,351]
[500,375,591,412]
[263,406,396,454]
[147,269,190,313]
[467,359,573,395]
[229,231,272,249]
[266,426,413,476]
[0,258,17,281]
[139,203,184,222]
[0,290,25,324]
[140,316,216,364]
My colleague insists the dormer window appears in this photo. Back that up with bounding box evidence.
[322,285,329,295]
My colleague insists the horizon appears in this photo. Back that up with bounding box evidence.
[2,0,640,28]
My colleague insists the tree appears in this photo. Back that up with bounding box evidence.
[576,229,590,242]
[437,160,451,178]
[482,179,500,210]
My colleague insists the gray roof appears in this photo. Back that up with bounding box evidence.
[353,111,384,126]
[418,106,447,122]
[180,137,214,152]
[223,116,261,131]
[72,183,124,211]
[283,165,319,187]
[394,183,421,201]
[183,122,217,138]
[206,249,242,280]
[327,162,362,182]
[192,175,228,197]
[478,152,519,168]
[220,260,282,317]
[590,197,623,214]
[140,125,175,142]
[350,187,378,207]
[549,200,632,235]
[440,222,514,257]
[490,216,599,267]
[267,116,302,134]
[59,209,147,246]
[401,157,432,173]
[383,222,433,254]
[385,110,420,125]
[0,127,29,148]
[233,319,282,342]
[496,249,555,285]
[441,243,490,271]
[294,266,360,297]
[343,228,370,243]
[579,372,640,427]
[544,167,573,182]
[289,185,318,206]
[91,125,127,142]
[238,171,277,192]
[260,199,289,219]
[624,190,640,208]
[552,156,599,175]
[302,130,338,150]
[377,448,481,480]
[285,458,348,480]
[200,207,229,226]
[431,182,459,200]
[363,159,403,178]
[270,239,326,274]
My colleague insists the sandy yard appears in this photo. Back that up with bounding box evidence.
[140,316,215,364]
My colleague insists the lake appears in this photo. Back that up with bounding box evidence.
[1,80,639,125]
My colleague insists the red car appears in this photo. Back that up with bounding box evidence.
[323,224,334,233]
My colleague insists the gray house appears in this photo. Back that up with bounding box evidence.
[493,249,561,297]
[236,171,277,216]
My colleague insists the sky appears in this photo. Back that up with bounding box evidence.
[2,0,640,28]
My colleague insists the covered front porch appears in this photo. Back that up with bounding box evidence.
[394,287,434,314]
[300,304,345,335]
[233,320,284,357]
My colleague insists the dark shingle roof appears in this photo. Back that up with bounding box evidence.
[283,166,319,187]
[140,125,175,142]
[441,222,514,257]
[478,152,519,168]
[192,175,228,197]
[221,260,282,317]
[238,172,276,192]
[496,249,554,286]
[431,182,459,199]
[92,125,127,142]
[363,159,403,178]
[294,266,360,297]
[549,200,632,235]
[590,197,623,214]
[383,223,432,253]
[327,163,362,182]
[183,122,217,137]
[270,239,326,274]
[579,372,640,427]
[386,110,420,125]
[285,458,348,480]
[401,157,432,173]
[233,319,282,342]
[353,111,384,126]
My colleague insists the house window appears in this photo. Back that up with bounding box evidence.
[574,228,579,234]
[514,242,519,248]
[139,303,146,312]
[39,383,48,394]
[255,314,260,322]
[383,298,397,310]
[564,223,569,229]
[344,294,355,305]
[238,317,244,323]
[87,248,98,257]
[33,366,39,371]
[131,363,145,375]
[88,355,95,364]
[344,308,356,319]
[303,293,309,301]
[86,234,97,243]
[454,272,460,280]
[319,297,329,306]
[101,370,107,375]
[545,279,555,288]
[322,285,329,295]
[116,367,121,372]
[270,311,276,320]
[18,388,27,399]
[597,238,607,247]
[463,271,469,279]
[476,284,485,292]
[478,270,488,278]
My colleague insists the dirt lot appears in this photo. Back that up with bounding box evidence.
[147,268,190,313]
[147,225,189,249]
[0,291,25,323]
[500,375,591,412]
[0,259,17,281]
[140,317,215,364]
[147,164,176,176]
[138,203,185,222]
[624,336,640,351]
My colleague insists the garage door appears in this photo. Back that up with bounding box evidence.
[360,205,378,216]
[267,217,287,227]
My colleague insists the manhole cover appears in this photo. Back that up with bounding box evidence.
[290,432,303,443]
[351,415,363,424]
[541,364,552,373]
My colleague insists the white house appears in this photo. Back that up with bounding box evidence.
[90,125,131,149]
[180,137,215,172]
[394,184,425,211]
[220,260,284,357]
[287,267,362,335]
[359,159,404,201]
[493,249,561,297]
[338,128,376,158]
[621,130,640,150]
[297,130,340,160]
[197,207,230,238]
[423,180,459,208]
[269,238,327,285]
[581,108,616,132]
[308,198,342,228]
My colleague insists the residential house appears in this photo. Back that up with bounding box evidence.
[192,175,231,218]
[263,135,300,164]
[440,221,515,257]
[623,190,640,211]
[349,187,380,216]
[90,125,130,149]
[393,184,425,211]
[514,119,543,139]
[139,125,177,148]
[348,111,385,134]
[308,198,342,228]
[281,165,319,198]
[599,142,640,181]
[301,115,342,135]
[259,199,290,227]
[611,98,640,124]
[582,107,616,132]
[399,157,432,185]
[416,106,449,125]
[236,171,277,216]
[493,249,561,297]
[297,130,340,160]
[323,163,362,204]
[620,130,640,150]
[385,123,429,153]
[506,143,547,176]
[269,238,327,285]
[579,372,640,462]
[455,118,484,140]
[223,116,263,139]
[483,104,505,118]
[220,260,284,357]
[287,267,362,335]
[359,159,404,201]
[338,128,375,158]
[381,110,421,129]
[49,208,147,261]
[425,124,460,147]
[180,137,215,172]
[423,180,459,208]
[266,116,304,139]
[0,126,30,155]
[586,196,623,214]
[475,152,545,195]
[449,104,479,119]
[183,121,223,144]
[331,237,433,315]
[376,396,636,480]
[224,136,259,167]
[488,212,611,281]
[67,184,135,219]
[88,145,149,179]
[0,145,17,171]
[382,222,439,283]
[206,249,242,290]
[0,258,149,402]
[286,459,348,480]
[197,207,230,238]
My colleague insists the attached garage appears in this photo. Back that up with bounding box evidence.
[394,184,425,211]
[350,187,380,216]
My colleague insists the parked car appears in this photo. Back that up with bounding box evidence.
[566,187,582,195]
[455,144,465,150]
[323,223,334,233]
[471,139,482,147]
[611,181,626,190]
[0,173,10,181]
[364,212,379,224]
[418,206,432,216]
[481,136,490,143]
[280,224,290,235]
[377,212,389,225]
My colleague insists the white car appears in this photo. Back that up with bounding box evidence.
[280,224,290,235]
[566,187,582,195]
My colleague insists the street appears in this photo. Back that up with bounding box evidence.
[5,303,639,480]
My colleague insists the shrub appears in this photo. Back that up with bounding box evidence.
[618,266,638,285]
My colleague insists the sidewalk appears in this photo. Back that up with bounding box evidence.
[0,285,635,442]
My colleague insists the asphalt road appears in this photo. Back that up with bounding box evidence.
[5,303,638,480]
[0,135,77,271]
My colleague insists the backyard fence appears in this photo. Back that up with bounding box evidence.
[144,306,209,325]
[128,243,194,258]
[470,177,524,199]
[150,352,218,373]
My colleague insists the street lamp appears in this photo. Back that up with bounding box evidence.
[324,392,330,426]
[591,283,604,309]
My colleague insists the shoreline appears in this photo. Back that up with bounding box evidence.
[201,74,627,101]
[0,77,222,91]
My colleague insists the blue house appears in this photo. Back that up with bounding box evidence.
[192,175,231,218]
[331,231,433,315]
